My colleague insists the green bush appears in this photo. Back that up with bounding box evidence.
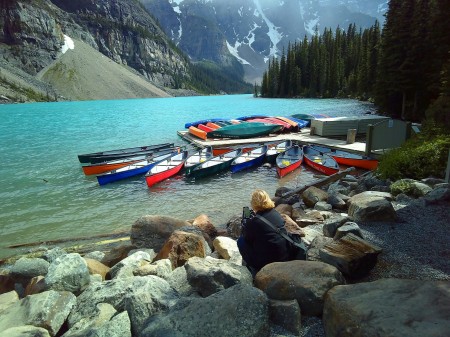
[377,123,450,181]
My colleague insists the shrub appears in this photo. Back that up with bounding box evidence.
[377,123,450,181]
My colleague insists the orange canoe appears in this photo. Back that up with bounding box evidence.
[82,159,142,175]
[188,126,207,140]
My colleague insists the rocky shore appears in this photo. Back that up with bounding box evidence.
[0,173,449,337]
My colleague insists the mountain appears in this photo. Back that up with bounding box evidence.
[0,0,251,103]
[141,0,388,83]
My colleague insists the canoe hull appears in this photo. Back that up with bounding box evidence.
[207,123,282,139]
[303,146,339,176]
[184,147,213,175]
[332,156,378,170]
[265,140,293,164]
[230,145,268,173]
[78,143,173,164]
[82,159,141,175]
[97,163,154,185]
[188,149,242,179]
[276,160,302,178]
[145,163,184,187]
[276,145,303,178]
[188,126,207,140]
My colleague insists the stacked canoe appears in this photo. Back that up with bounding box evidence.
[185,114,316,140]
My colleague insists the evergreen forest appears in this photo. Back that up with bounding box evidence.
[259,0,450,126]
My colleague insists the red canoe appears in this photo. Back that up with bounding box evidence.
[197,124,214,133]
[303,145,339,176]
[310,145,378,170]
[145,151,188,187]
[276,145,303,177]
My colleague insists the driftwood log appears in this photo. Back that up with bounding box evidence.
[282,167,356,198]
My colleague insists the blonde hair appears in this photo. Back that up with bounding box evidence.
[251,189,275,212]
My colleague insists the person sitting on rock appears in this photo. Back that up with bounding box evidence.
[237,189,291,276]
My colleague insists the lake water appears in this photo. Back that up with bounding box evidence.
[0,95,375,258]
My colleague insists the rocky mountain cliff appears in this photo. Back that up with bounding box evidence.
[0,0,216,102]
[142,0,387,82]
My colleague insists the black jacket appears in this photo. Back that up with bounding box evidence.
[242,208,291,271]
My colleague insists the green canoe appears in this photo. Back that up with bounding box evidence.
[187,148,242,179]
[207,122,282,139]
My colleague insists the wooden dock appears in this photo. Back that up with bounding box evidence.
[177,127,371,156]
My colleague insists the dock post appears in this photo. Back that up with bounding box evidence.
[346,129,356,144]
[365,124,373,157]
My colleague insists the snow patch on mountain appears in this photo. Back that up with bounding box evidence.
[226,41,250,65]
[252,0,282,58]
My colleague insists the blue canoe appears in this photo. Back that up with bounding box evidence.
[285,117,309,129]
[96,151,175,185]
[184,118,228,129]
[235,115,269,121]
[230,145,268,173]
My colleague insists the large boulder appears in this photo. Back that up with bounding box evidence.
[269,299,301,335]
[1,326,51,337]
[10,257,50,285]
[130,215,190,250]
[225,215,242,239]
[213,236,242,265]
[109,251,151,279]
[322,215,351,238]
[254,261,345,316]
[83,258,110,281]
[424,185,450,205]
[141,284,270,337]
[44,253,90,294]
[319,233,382,278]
[323,279,450,337]
[0,290,19,313]
[68,276,179,335]
[302,186,329,208]
[100,244,136,267]
[153,230,207,269]
[348,192,396,222]
[184,256,252,297]
[190,214,218,239]
[0,290,76,336]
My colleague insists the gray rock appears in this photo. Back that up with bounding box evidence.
[44,253,90,293]
[412,181,433,196]
[0,290,76,336]
[141,284,270,337]
[302,227,323,246]
[319,233,382,278]
[42,247,67,263]
[327,194,347,210]
[225,215,242,239]
[212,236,242,265]
[254,261,345,316]
[322,215,351,238]
[269,299,301,335]
[68,276,179,334]
[275,187,291,197]
[424,186,450,205]
[314,201,332,211]
[302,186,329,208]
[165,266,196,297]
[1,325,51,337]
[133,259,172,279]
[0,290,19,314]
[348,193,396,222]
[126,248,156,259]
[421,177,445,186]
[62,303,117,337]
[323,279,450,337]
[89,311,131,337]
[83,251,106,261]
[307,236,334,262]
[130,215,190,250]
[109,251,151,279]
[334,222,363,240]
[185,257,253,297]
[10,257,50,281]
[327,182,350,196]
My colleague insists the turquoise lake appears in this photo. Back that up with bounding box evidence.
[0,95,375,258]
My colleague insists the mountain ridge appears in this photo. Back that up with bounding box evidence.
[143,0,387,82]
